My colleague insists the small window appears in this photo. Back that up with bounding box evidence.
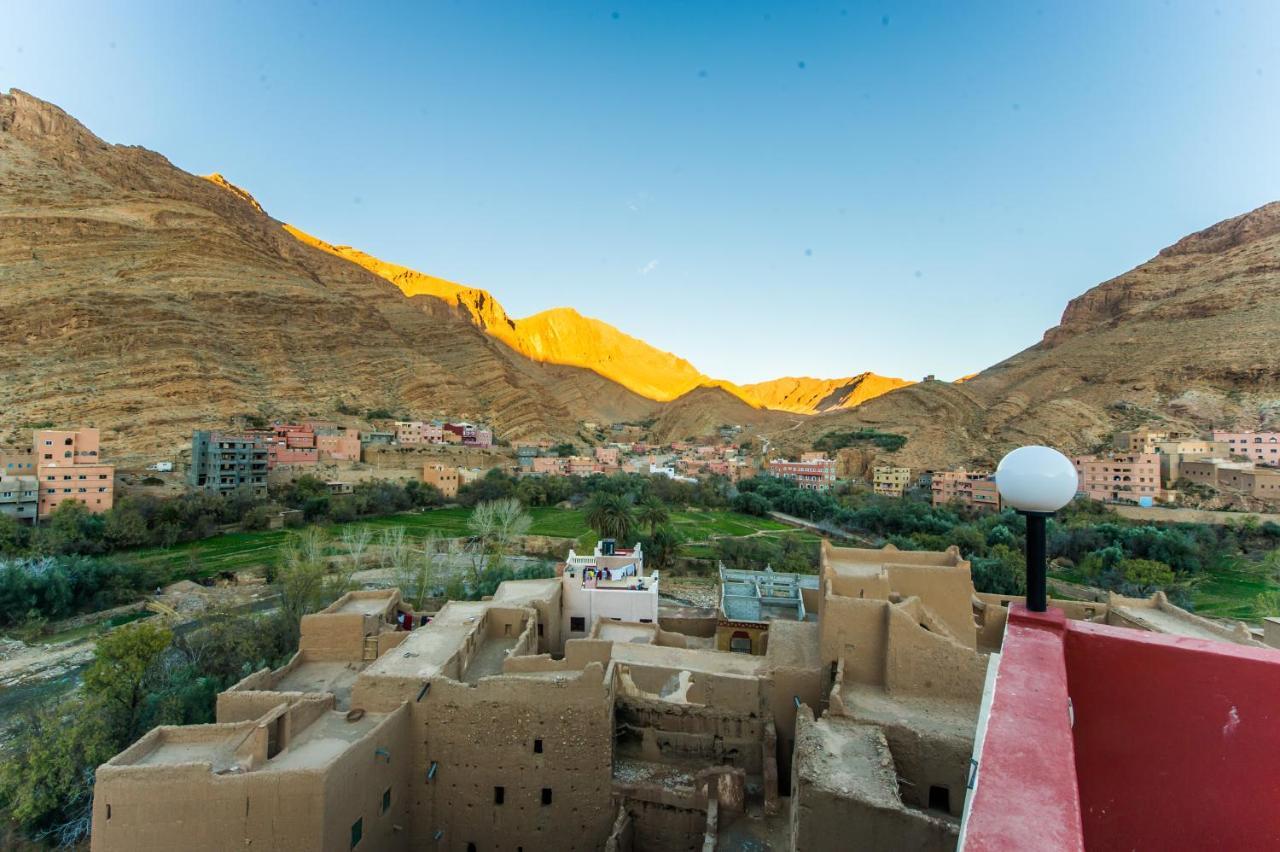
[106,804,111,820]
[541,788,552,806]
[350,817,363,848]
[928,785,951,813]
[537,623,544,636]
[494,786,505,804]
[467,845,477,852]
[534,738,543,754]
[570,616,585,632]
[381,788,391,814]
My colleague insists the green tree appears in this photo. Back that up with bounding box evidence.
[82,621,174,741]
[640,525,681,571]
[583,493,636,542]
[275,528,349,643]
[1117,558,1176,594]
[636,496,670,534]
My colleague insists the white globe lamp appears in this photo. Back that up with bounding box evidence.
[994,446,1078,612]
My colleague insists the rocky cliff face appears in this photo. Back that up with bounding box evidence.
[786,202,1280,469]
[0,89,654,457]
[741,374,913,415]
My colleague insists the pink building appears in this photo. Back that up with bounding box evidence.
[568,456,601,476]
[1073,453,1164,503]
[33,428,114,518]
[1213,430,1280,466]
[394,421,443,445]
[531,457,568,476]
[931,470,1001,512]
[315,431,361,461]
[595,447,620,466]
[768,457,837,491]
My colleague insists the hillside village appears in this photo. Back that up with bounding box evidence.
[3,45,1280,852]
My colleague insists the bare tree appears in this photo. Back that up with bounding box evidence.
[394,533,447,609]
[465,498,532,587]
[378,526,407,572]
[275,528,351,641]
[341,525,373,573]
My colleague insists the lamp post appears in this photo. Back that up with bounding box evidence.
[994,446,1078,612]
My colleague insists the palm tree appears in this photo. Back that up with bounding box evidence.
[583,493,636,542]
[636,496,670,534]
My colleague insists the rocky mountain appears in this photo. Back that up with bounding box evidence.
[741,374,914,415]
[282,223,905,412]
[785,202,1280,469]
[0,89,659,458]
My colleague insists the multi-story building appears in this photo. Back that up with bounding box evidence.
[1213,430,1280,466]
[567,456,601,477]
[561,540,656,639]
[0,445,37,477]
[1151,439,1231,487]
[873,466,911,498]
[931,470,1001,512]
[188,431,269,496]
[315,428,362,461]
[393,421,444,445]
[1115,427,1181,454]
[0,475,38,524]
[768,456,837,491]
[421,463,460,499]
[531,456,568,476]
[443,423,493,448]
[1180,459,1280,500]
[1073,453,1164,504]
[516,444,540,470]
[33,428,115,518]
[594,447,620,467]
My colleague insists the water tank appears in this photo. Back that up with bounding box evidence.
[1138,496,1154,508]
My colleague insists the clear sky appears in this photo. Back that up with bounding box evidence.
[4,2,1279,383]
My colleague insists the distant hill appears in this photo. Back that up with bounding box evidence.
[786,202,1280,469]
[0,89,656,456]
[283,224,903,413]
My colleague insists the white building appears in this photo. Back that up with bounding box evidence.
[561,539,659,639]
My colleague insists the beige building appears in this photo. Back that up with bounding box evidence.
[1073,453,1165,504]
[1115,427,1181,454]
[421,463,460,499]
[872,466,911,498]
[1181,459,1280,500]
[1152,439,1230,487]
[90,532,1256,852]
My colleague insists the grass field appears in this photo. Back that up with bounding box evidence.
[1191,556,1280,620]
[124,506,803,580]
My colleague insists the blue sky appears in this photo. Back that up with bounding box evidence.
[4,1,1279,383]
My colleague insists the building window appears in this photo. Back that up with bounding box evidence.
[541,788,553,806]
[381,788,392,814]
[350,817,363,848]
[929,785,951,813]
[494,786,505,805]
[534,738,543,754]
[570,617,585,632]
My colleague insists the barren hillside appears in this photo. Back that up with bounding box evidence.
[787,203,1280,469]
[0,89,654,458]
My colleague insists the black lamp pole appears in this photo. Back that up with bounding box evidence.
[1022,511,1049,612]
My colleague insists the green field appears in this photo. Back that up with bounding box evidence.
[1191,556,1280,620]
[124,506,802,579]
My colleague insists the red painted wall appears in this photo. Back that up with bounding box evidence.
[1065,623,1280,850]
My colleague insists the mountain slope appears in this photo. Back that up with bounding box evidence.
[786,202,1280,469]
[0,89,655,457]
[282,224,904,412]
[741,374,914,415]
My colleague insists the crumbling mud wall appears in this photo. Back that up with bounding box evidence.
[409,664,615,851]
[789,708,957,852]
